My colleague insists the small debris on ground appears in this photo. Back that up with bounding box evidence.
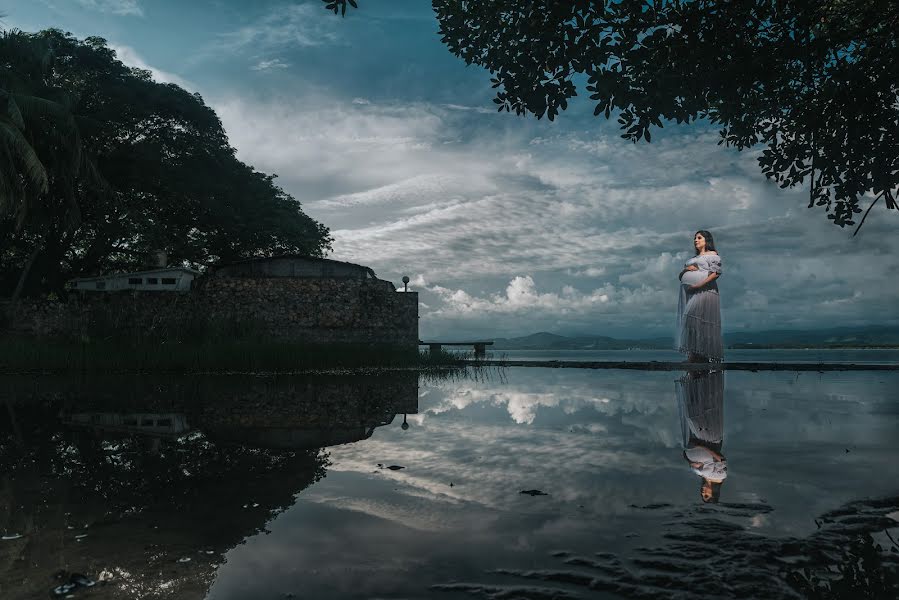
[51,572,97,597]
[519,489,548,496]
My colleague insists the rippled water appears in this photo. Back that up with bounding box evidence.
[1,369,897,599]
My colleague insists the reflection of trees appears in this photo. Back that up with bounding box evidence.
[0,373,417,600]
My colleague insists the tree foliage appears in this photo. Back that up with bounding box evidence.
[326,0,899,233]
[1,29,332,298]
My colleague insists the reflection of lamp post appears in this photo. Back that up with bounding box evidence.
[401,414,409,430]
[402,275,409,291]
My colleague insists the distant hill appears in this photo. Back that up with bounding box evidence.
[491,326,899,350]
[491,332,669,350]
[723,326,899,348]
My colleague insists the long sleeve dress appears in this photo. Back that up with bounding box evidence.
[675,253,723,361]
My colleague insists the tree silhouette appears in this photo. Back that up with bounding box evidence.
[325,0,899,234]
[0,29,333,298]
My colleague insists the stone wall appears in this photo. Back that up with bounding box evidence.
[194,276,418,346]
[5,275,419,348]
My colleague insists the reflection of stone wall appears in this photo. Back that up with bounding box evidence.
[0,372,419,600]
[7,275,419,348]
[2,373,419,449]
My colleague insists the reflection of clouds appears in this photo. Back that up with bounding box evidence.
[420,379,668,426]
[316,369,899,540]
[302,494,462,532]
[327,432,655,519]
[325,401,673,521]
[205,369,899,599]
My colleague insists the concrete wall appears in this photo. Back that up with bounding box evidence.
[6,275,419,348]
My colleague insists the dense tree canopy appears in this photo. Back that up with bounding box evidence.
[1,29,332,298]
[326,0,899,233]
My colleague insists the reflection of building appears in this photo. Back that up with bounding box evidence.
[52,373,419,451]
[0,373,417,600]
[61,412,190,437]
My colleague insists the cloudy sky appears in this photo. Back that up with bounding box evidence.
[9,0,898,339]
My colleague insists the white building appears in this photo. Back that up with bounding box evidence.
[67,267,201,292]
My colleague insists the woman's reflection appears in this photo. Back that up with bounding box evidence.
[675,369,726,503]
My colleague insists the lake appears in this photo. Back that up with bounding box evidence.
[1,369,897,599]
[484,348,899,364]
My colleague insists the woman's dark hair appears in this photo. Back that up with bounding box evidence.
[701,479,723,504]
[693,230,716,255]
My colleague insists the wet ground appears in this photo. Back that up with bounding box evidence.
[1,369,897,599]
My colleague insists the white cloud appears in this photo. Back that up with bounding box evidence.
[212,92,899,338]
[216,3,341,52]
[424,276,613,317]
[251,58,290,71]
[109,44,193,90]
[75,0,143,16]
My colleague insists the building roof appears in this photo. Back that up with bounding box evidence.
[209,254,379,279]
[211,254,372,272]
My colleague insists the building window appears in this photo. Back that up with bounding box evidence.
[161,277,176,285]
[156,418,172,426]
[128,278,142,284]
[141,418,154,426]
[123,418,137,426]
[146,278,158,284]
[95,281,106,290]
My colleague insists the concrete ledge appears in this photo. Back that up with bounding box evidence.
[460,360,899,371]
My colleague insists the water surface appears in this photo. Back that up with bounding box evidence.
[486,348,899,364]
[1,369,897,599]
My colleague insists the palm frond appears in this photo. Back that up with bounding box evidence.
[0,119,49,196]
[5,92,25,129]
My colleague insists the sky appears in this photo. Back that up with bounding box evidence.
[7,0,898,339]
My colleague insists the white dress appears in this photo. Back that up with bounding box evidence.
[675,253,723,361]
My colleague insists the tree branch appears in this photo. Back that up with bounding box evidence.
[852,191,883,237]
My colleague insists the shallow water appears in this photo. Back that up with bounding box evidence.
[488,348,899,364]
[1,369,897,599]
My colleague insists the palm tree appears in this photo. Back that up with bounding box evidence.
[0,29,98,302]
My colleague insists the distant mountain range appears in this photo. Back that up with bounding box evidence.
[491,326,899,350]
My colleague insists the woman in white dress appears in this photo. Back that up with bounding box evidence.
[676,230,723,362]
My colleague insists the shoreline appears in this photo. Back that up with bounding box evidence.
[462,360,899,371]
